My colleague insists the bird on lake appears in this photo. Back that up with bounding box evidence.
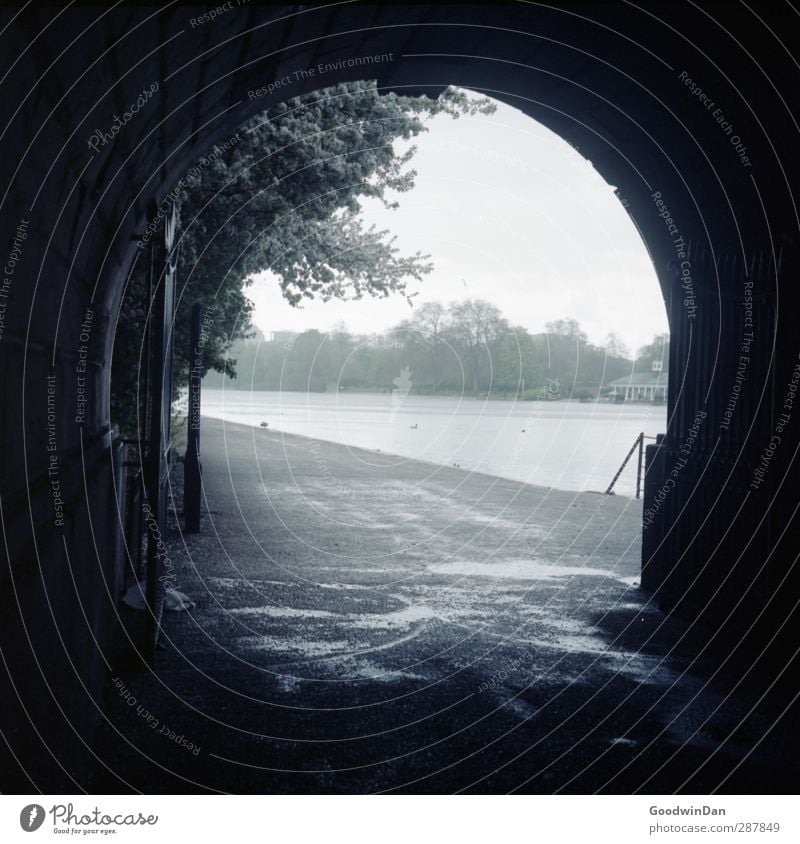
[260,421,269,428]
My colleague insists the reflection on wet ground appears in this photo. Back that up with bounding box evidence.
[90,420,798,794]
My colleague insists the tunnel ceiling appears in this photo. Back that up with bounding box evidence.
[2,2,798,324]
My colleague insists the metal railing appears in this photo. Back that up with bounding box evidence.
[605,431,657,498]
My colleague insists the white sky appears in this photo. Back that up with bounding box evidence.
[246,91,668,355]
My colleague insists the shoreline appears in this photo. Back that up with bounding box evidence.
[199,413,643,502]
[201,384,667,406]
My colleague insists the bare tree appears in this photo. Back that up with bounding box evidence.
[412,301,447,390]
[447,299,508,392]
[605,331,630,359]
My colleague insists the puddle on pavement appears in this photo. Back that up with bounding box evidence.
[427,559,634,583]
[229,605,338,619]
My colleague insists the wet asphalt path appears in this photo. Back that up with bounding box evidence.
[90,418,798,793]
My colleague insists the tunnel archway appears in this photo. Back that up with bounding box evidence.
[1,2,798,792]
[199,83,670,499]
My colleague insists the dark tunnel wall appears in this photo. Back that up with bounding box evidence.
[0,2,798,791]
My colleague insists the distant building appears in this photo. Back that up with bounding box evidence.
[270,330,297,345]
[607,370,668,401]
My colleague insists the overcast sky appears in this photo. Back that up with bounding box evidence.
[246,91,668,355]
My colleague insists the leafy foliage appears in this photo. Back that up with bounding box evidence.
[206,301,659,400]
[111,81,495,431]
[634,332,670,372]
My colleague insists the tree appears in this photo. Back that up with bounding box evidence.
[539,317,588,395]
[390,300,447,391]
[530,318,616,396]
[635,332,670,372]
[446,298,509,392]
[545,318,588,344]
[493,327,534,398]
[203,304,640,397]
[283,330,329,391]
[111,81,495,431]
[605,331,629,360]
[365,333,405,390]
[412,301,447,390]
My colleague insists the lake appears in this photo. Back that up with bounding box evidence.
[201,389,667,498]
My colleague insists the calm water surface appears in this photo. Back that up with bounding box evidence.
[201,389,667,498]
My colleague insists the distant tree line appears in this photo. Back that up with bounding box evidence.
[204,299,669,399]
